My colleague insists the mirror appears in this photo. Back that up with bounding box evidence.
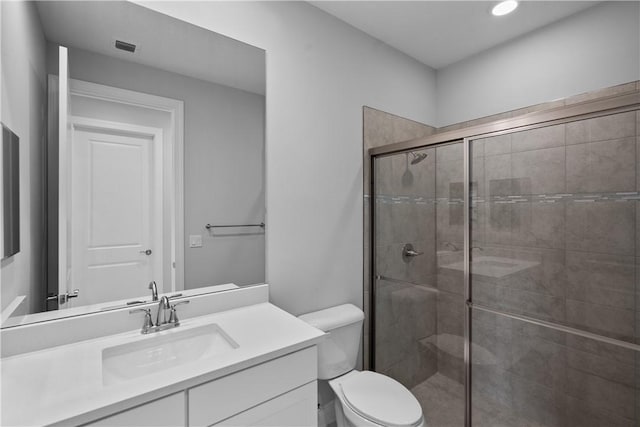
[2,124,20,260]
[0,1,265,326]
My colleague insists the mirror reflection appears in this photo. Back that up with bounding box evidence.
[1,1,266,326]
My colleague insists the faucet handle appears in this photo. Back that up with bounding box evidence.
[148,281,158,301]
[130,308,154,333]
[168,300,190,325]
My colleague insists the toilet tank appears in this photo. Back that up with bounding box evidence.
[299,304,364,380]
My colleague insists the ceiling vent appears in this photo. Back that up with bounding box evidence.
[115,39,136,53]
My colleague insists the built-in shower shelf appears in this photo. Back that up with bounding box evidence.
[421,334,496,366]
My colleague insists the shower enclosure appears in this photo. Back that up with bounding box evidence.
[370,93,640,426]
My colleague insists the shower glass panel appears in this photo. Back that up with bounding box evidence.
[373,141,465,426]
[469,110,640,426]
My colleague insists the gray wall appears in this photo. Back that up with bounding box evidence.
[436,1,640,127]
[140,1,640,316]
[5,0,637,321]
[58,47,265,290]
[0,1,47,314]
[138,1,439,316]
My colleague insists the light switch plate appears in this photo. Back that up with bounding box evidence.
[189,234,203,248]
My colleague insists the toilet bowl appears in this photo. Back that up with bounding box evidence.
[299,304,425,427]
[330,370,425,427]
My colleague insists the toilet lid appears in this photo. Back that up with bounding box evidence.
[340,371,423,427]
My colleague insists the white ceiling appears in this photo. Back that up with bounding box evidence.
[36,1,600,92]
[35,1,266,95]
[310,1,599,69]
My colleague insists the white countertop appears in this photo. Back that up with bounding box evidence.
[1,302,325,426]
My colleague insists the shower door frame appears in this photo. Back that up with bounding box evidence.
[368,91,640,427]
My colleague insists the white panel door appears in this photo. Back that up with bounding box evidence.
[69,121,163,306]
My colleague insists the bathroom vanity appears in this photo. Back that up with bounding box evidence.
[1,285,324,426]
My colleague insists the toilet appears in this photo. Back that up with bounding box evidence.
[299,304,425,427]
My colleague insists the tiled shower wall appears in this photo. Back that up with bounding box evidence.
[469,108,640,426]
[373,150,438,387]
[433,142,467,385]
[365,81,640,425]
[363,107,435,370]
[372,141,470,389]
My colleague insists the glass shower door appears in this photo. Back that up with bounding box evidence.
[372,141,465,427]
[469,110,640,426]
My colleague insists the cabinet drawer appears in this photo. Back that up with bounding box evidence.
[215,381,316,426]
[86,392,185,427]
[189,347,317,426]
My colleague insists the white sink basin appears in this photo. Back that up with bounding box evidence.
[102,324,238,385]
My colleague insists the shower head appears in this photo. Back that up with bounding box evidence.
[410,151,428,165]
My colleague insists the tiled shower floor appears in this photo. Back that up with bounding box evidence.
[411,373,546,427]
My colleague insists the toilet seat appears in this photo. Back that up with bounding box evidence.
[335,371,423,427]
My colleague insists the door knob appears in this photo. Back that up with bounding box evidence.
[139,249,152,255]
[46,289,80,305]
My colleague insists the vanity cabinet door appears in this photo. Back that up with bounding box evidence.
[214,381,316,426]
[85,392,185,427]
[188,347,317,426]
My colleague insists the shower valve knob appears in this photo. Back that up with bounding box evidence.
[402,243,423,262]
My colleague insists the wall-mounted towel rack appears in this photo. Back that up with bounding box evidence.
[205,222,265,230]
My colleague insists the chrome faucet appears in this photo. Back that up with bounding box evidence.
[148,281,158,301]
[156,295,171,326]
[130,295,190,334]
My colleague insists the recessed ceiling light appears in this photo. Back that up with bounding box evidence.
[492,0,518,16]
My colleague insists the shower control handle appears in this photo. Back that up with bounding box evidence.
[402,243,423,262]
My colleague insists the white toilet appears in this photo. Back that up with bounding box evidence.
[299,304,425,427]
